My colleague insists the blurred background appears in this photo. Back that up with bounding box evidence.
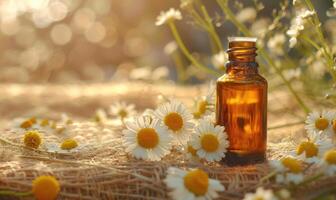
[0,0,333,84]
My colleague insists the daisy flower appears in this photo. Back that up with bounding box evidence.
[11,117,54,133]
[45,138,85,154]
[305,111,334,136]
[123,116,172,161]
[192,82,216,119]
[319,149,336,176]
[32,175,60,200]
[154,99,193,144]
[190,120,229,162]
[243,187,278,200]
[34,118,55,133]
[60,113,73,126]
[164,167,225,200]
[109,101,137,121]
[286,9,315,48]
[11,117,37,130]
[94,108,108,125]
[23,130,42,149]
[292,131,333,163]
[184,141,200,161]
[270,157,304,184]
[155,8,182,26]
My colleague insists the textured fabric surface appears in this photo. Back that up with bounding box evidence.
[0,82,326,200]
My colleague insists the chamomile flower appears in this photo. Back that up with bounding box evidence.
[192,83,216,119]
[109,101,136,121]
[292,131,333,163]
[32,175,60,200]
[34,118,55,133]
[123,116,172,161]
[45,139,85,154]
[12,117,37,130]
[154,100,193,144]
[270,157,304,184]
[155,8,182,26]
[243,187,278,200]
[164,167,225,200]
[319,149,336,176]
[23,130,42,149]
[94,108,108,125]
[305,111,334,136]
[190,120,229,162]
[287,9,315,48]
[184,141,200,161]
[60,113,73,126]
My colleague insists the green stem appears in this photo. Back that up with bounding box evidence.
[217,0,251,36]
[259,49,310,114]
[200,6,224,52]
[171,52,187,83]
[0,191,32,197]
[168,21,221,76]
[216,0,310,114]
[303,0,336,80]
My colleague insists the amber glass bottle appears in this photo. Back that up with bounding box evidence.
[216,37,267,165]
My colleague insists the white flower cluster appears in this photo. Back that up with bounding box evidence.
[267,110,336,189]
[119,84,228,200]
[122,95,229,163]
[286,9,315,48]
[155,8,182,26]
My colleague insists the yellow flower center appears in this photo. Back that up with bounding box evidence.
[187,145,197,156]
[20,117,36,129]
[332,120,336,134]
[94,115,101,123]
[281,157,303,173]
[201,134,219,152]
[164,112,184,132]
[40,119,49,127]
[32,176,60,200]
[50,121,57,129]
[137,128,159,149]
[23,130,42,149]
[20,120,33,129]
[197,100,207,115]
[66,119,73,125]
[118,109,128,118]
[296,141,318,158]
[193,111,202,119]
[324,150,336,165]
[184,169,209,196]
[315,117,329,130]
[29,117,37,124]
[60,139,78,150]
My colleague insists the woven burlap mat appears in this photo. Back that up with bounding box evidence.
[0,82,331,200]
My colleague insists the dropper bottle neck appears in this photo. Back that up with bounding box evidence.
[226,37,258,75]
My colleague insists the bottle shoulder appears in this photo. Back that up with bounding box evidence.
[217,73,267,85]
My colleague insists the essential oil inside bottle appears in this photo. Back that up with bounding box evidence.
[216,37,267,166]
